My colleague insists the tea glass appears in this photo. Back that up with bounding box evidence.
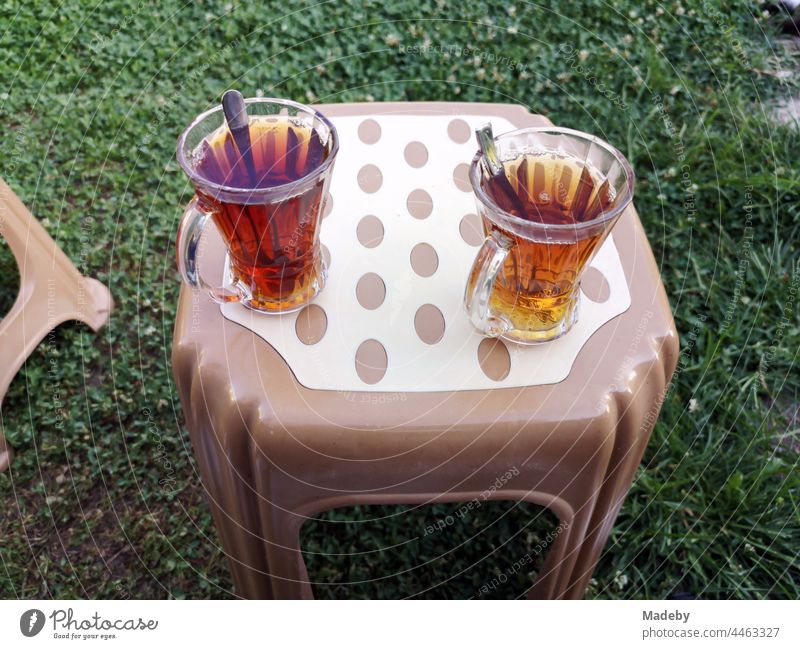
[464,126,635,344]
[176,98,338,313]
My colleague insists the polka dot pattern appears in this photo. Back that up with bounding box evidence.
[581,267,610,303]
[356,215,384,248]
[414,304,445,344]
[447,118,471,143]
[478,338,511,381]
[357,118,381,144]
[410,243,438,277]
[404,141,428,168]
[452,163,471,192]
[355,339,387,384]
[406,189,433,219]
[459,213,484,246]
[356,272,385,310]
[295,304,327,345]
[222,112,631,392]
[357,164,383,193]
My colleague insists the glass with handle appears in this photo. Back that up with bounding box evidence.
[176,97,338,313]
[465,126,634,344]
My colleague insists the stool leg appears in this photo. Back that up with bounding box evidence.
[562,489,626,599]
[263,507,313,599]
[563,347,676,599]
[528,499,595,599]
[522,420,616,599]
[203,490,274,599]
[173,354,273,598]
[561,445,647,599]
[526,512,573,599]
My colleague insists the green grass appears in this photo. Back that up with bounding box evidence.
[1,0,799,599]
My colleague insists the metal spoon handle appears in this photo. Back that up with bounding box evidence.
[476,123,504,176]
[475,123,529,218]
[222,89,257,184]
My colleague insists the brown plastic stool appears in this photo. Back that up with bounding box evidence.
[0,177,113,472]
[172,103,678,599]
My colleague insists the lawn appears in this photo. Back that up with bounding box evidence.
[1,0,798,599]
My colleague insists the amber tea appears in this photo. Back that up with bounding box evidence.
[466,126,634,344]
[195,117,331,311]
[482,153,611,334]
[177,97,338,314]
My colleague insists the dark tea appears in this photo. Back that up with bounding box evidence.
[193,116,333,311]
[479,153,614,334]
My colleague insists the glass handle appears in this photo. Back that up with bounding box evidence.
[176,198,241,304]
[464,231,512,337]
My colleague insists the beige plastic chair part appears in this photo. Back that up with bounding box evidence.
[172,102,679,599]
[0,177,113,472]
